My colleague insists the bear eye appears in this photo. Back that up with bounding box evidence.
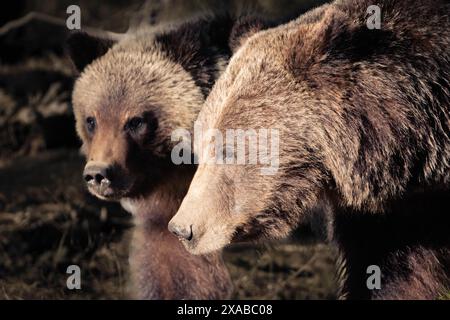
[125,117,145,133]
[86,117,96,133]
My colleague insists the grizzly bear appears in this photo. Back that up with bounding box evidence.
[169,0,450,299]
[66,15,250,299]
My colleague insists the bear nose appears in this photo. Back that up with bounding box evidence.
[83,162,112,187]
[168,223,193,241]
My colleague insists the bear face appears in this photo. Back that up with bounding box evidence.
[72,42,204,200]
[169,0,450,255]
[168,31,325,254]
[169,9,330,254]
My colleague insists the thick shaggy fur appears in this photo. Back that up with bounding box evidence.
[170,0,450,299]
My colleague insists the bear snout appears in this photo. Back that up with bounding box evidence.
[83,161,116,198]
[168,222,193,241]
[84,162,111,185]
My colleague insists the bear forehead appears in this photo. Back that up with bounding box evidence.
[79,50,188,90]
[73,52,199,109]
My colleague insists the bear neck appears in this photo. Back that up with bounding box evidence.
[120,165,195,228]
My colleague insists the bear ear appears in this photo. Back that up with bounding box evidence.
[66,32,116,72]
[286,8,350,77]
[287,7,392,78]
[229,15,268,53]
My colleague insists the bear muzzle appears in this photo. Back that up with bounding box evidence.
[168,222,193,241]
[83,161,130,200]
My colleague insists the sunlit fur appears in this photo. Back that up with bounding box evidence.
[171,0,450,299]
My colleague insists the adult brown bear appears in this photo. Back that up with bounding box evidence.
[169,0,450,299]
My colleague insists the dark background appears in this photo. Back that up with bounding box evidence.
[0,0,337,299]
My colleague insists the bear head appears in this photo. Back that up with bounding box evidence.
[67,31,205,201]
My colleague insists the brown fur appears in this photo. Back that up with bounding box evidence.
[124,165,231,299]
[170,0,450,299]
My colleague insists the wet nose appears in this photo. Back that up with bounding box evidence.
[168,222,193,241]
[83,162,111,187]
